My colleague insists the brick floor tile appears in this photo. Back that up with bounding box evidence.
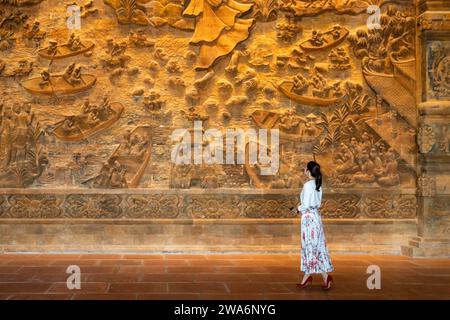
[48,282,109,294]
[72,294,136,300]
[9,293,73,300]
[198,293,265,300]
[108,282,167,293]
[99,259,143,266]
[167,266,218,273]
[168,282,228,294]
[226,283,291,294]
[141,273,195,282]
[79,254,123,259]
[0,283,52,294]
[194,273,250,283]
[123,254,165,260]
[0,254,448,300]
[117,266,167,274]
[143,259,189,266]
[137,293,201,300]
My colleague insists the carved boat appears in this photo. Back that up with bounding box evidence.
[299,26,349,51]
[362,67,416,126]
[251,110,321,142]
[390,56,416,82]
[21,74,96,95]
[277,81,342,106]
[38,40,95,60]
[53,102,124,142]
[108,126,152,188]
[251,110,281,130]
[243,142,291,189]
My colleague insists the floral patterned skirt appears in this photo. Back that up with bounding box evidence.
[301,208,334,274]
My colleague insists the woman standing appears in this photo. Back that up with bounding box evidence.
[296,161,334,290]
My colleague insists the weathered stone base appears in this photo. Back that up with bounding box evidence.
[0,189,418,253]
[0,219,417,254]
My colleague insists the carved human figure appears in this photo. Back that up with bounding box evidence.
[360,131,373,153]
[61,117,74,132]
[349,137,362,158]
[225,50,247,73]
[370,147,384,178]
[352,151,376,183]
[94,162,111,187]
[11,103,30,163]
[292,74,309,94]
[82,98,92,114]
[279,108,301,131]
[47,40,58,55]
[39,68,50,87]
[377,148,400,186]
[69,65,82,85]
[310,30,325,47]
[62,62,75,83]
[109,160,127,188]
[173,164,192,188]
[303,113,319,137]
[335,143,356,174]
[67,33,82,51]
[0,108,13,167]
[97,95,112,119]
[310,71,328,97]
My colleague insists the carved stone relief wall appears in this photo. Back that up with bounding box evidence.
[426,41,450,100]
[0,0,418,222]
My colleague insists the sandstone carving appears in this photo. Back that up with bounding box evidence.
[183,0,255,70]
[84,126,152,188]
[53,97,124,142]
[0,103,47,187]
[278,70,344,106]
[427,42,449,98]
[38,34,95,60]
[0,0,423,224]
[21,64,96,95]
[300,25,349,51]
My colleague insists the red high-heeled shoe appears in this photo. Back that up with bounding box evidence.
[321,275,334,291]
[296,275,313,288]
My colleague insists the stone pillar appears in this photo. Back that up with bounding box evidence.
[401,1,450,257]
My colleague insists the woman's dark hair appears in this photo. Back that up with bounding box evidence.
[306,161,322,191]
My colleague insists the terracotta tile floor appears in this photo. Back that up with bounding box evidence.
[0,253,449,300]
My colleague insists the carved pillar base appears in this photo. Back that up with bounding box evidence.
[401,102,450,257]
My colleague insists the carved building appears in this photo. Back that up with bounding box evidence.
[0,0,448,256]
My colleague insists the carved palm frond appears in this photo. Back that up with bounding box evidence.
[313,143,327,155]
[317,112,334,133]
[252,0,279,21]
[0,29,16,50]
[332,105,349,124]
[117,0,137,20]
[324,127,341,146]
[11,166,27,188]
[0,0,19,5]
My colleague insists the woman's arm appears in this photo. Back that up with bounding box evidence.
[297,183,311,214]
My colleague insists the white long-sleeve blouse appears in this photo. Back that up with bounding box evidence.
[297,179,322,214]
